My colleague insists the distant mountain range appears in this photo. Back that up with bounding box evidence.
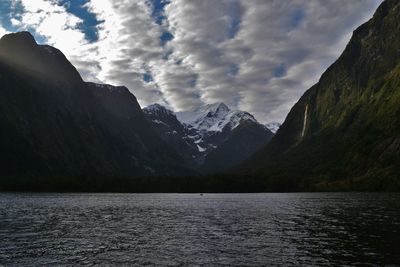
[143,102,273,173]
[0,30,273,181]
[0,0,399,192]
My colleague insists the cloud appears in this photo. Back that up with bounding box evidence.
[84,0,164,103]
[0,0,383,123]
[0,26,9,36]
[7,0,100,80]
[163,0,382,122]
[8,0,168,105]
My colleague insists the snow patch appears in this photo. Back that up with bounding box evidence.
[197,144,206,152]
[152,119,167,125]
[265,122,281,134]
[143,103,175,117]
[177,103,258,133]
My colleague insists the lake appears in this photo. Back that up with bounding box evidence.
[0,193,399,266]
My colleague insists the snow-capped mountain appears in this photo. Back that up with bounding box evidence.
[143,102,274,173]
[265,122,281,134]
[177,103,258,133]
[143,103,175,118]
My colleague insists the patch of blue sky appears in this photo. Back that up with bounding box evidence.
[58,0,103,42]
[228,18,241,39]
[226,1,242,39]
[228,64,240,77]
[0,0,22,32]
[143,73,154,83]
[160,31,173,46]
[290,9,305,29]
[0,1,47,43]
[147,0,170,25]
[147,0,174,46]
[273,64,286,78]
[188,74,198,88]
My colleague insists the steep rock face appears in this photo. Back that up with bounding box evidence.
[0,31,83,85]
[143,104,200,168]
[265,122,281,134]
[202,120,273,173]
[245,0,400,190]
[144,103,274,173]
[0,32,189,178]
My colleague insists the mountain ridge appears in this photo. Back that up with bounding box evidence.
[143,102,274,173]
[1,0,399,192]
[0,31,192,179]
[240,0,400,191]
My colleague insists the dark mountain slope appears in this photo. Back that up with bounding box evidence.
[143,104,200,168]
[243,0,400,191]
[0,32,189,180]
[202,120,272,173]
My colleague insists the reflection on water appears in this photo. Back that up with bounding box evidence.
[0,193,399,266]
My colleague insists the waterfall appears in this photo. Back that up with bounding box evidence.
[301,104,308,138]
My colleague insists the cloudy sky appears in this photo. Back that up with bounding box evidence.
[0,0,382,123]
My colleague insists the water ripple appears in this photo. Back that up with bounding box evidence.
[0,193,399,266]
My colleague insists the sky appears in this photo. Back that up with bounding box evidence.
[0,0,382,123]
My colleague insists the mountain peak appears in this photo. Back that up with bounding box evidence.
[0,31,83,84]
[265,122,281,134]
[176,102,264,133]
[199,102,230,115]
[143,103,175,117]
[144,103,167,110]
[0,31,36,48]
[206,102,229,110]
[144,101,273,173]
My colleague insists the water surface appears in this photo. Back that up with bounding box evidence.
[0,193,399,266]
